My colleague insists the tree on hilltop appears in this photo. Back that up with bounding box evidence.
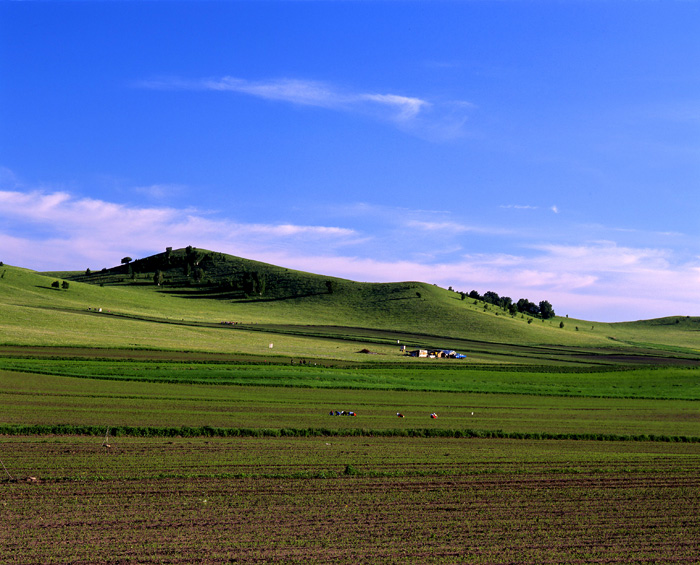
[516,298,540,317]
[539,300,555,320]
[484,291,500,305]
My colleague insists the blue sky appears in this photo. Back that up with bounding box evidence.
[1,1,699,322]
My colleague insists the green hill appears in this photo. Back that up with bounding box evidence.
[1,248,698,364]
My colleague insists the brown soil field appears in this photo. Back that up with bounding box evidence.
[1,437,698,564]
[3,472,698,564]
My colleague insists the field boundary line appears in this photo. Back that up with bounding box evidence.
[0,424,697,443]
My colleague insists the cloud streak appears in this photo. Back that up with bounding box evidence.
[1,186,698,322]
[500,204,560,214]
[139,75,469,139]
[0,189,357,270]
[406,220,511,236]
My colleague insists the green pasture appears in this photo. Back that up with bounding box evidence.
[2,369,698,437]
[1,356,698,399]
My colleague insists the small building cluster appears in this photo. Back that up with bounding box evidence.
[407,349,466,359]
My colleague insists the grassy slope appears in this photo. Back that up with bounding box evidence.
[3,250,699,357]
[2,257,699,441]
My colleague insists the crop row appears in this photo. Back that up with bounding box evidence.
[2,435,698,483]
[2,435,697,563]
[2,423,698,443]
[3,471,698,563]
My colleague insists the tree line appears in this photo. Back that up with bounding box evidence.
[458,289,556,319]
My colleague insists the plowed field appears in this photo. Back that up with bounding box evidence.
[2,436,698,564]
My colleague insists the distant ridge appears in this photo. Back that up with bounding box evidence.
[0,247,695,358]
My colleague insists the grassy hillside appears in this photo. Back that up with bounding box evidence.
[1,249,697,362]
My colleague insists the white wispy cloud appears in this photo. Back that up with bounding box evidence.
[358,93,427,121]
[132,183,188,201]
[203,77,347,109]
[2,184,698,322]
[500,204,538,210]
[447,242,700,321]
[253,244,700,322]
[500,204,560,214]
[406,220,511,236]
[138,75,469,138]
[0,189,357,270]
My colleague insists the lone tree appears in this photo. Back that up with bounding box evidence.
[61,281,69,290]
[121,257,132,266]
[153,270,164,286]
[51,280,60,289]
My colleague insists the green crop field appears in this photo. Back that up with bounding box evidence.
[1,250,699,563]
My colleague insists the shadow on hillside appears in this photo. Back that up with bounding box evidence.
[233,292,327,303]
[157,288,330,302]
[158,289,246,300]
